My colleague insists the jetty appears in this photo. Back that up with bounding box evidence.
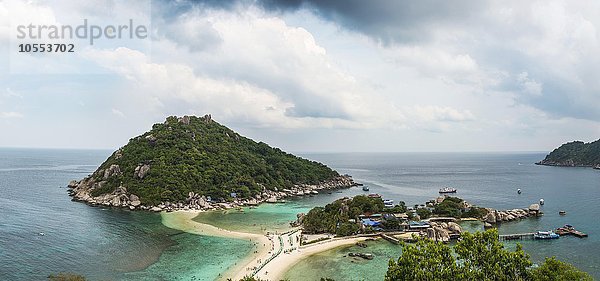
[499,232,536,240]
[380,233,400,244]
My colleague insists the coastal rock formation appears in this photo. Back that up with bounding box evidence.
[67,115,357,211]
[482,206,538,225]
[103,164,121,179]
[427,221,460,243]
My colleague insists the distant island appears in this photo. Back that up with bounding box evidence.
[68,115,355,211]
[536,139,600,169]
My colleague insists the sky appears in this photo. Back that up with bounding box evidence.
[0,0,599,152]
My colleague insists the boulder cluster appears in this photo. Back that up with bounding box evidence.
[482,205,540,225]
[425,221,463,243]
[68,168,357,212]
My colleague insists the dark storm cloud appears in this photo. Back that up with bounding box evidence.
[190,0,487,44]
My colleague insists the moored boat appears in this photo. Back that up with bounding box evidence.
[534,230,559,239]
[362,185,369,191]
[439,187,457,194]
[384,199,394,208]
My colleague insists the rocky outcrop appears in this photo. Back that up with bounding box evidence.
[103,164,121,179]
[145,134,157,145]
[482,206,538,225]
[426,221,459,243]
[134,164,150,179]
[67,174,356,212]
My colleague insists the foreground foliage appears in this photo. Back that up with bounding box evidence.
[90,116,339,205]
[386,229,591,281]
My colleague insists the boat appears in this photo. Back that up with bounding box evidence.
[556,225,588,238]
[517,188,522,194]
[439,187,457,194]
[539,198,545,205]
[362,185,369,191]
[559,210,566,215]
[384,199,394,208]
[533,231,559,239]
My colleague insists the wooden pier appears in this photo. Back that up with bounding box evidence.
[499,233,535,240]
[380,233,400,244]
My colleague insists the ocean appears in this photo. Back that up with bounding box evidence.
[1,149,598,280]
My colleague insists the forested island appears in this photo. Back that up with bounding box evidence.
[537,139,600,168]
[68,115,355,210]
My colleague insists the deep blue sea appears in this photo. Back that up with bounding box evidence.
[0,149,598,280]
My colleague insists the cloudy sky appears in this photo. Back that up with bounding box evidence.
[0,0,599,152]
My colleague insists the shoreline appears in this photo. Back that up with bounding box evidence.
[255,236,370,280]
[161,210,274,280]
[161,210,373,281]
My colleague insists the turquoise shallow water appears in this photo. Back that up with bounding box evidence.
[192,203,310,234]
[1,149,599,280]
[122,233,254,281]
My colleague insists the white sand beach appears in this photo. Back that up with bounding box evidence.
[161,210,370,281]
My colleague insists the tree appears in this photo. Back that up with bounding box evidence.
[530,257,593,281]
[455,229,531,280]
[416,208,432,220]
[386,235,458,281]
[386,229,591,281]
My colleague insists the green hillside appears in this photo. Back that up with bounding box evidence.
[537,139,600,167]
[75,115,340,205]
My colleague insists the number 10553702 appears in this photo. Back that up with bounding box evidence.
[18,43,74,53]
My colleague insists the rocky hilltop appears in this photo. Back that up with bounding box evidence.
[68,115,356,211]
[536,139,600,168]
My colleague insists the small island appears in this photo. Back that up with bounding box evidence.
[67,115,356,211]
[536,139,600,168]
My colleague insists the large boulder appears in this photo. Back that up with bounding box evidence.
[103,164,121,179]
[134,164,150,179]
[67,180,79,188]
[529,203,540,212]
[483,208,497,223]
[129,194,139,202]
[447,222,462,233]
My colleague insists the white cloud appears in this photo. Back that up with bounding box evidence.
[0,111,23,118]
[517,72,542,96]
[111,108,125,117]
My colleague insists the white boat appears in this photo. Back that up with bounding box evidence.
[362,186,369,191]
[384,199,394,207]
[534,231,559,239]
[439,187,457,194]
[539,198,545,205]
